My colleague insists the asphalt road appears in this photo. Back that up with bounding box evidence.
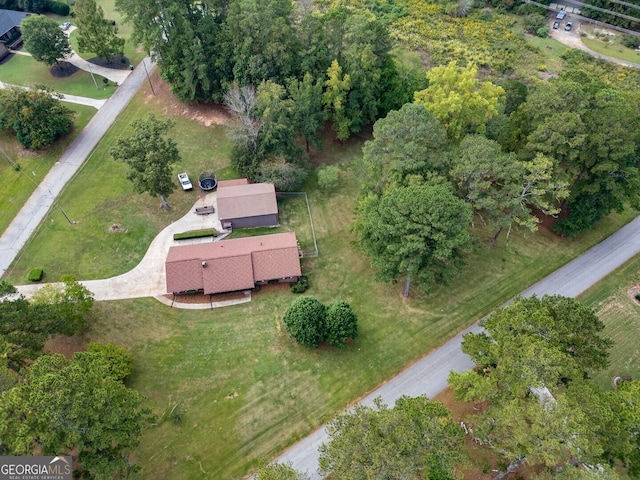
[276,215,640,479]
[0,58,154,278]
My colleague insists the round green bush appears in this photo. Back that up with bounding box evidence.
[325,300,358,348]
[283,296,326,347]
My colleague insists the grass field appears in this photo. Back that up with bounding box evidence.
[0,55,114,99]
[580,255,640,389]
[0,103,96,235]
[580,24,640,64]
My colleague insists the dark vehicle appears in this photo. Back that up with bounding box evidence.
[565,22,573,31]
[553,21,560,29]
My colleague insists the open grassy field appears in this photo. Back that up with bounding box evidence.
[0,103,96,235]
[580,255,640,389]
[0,54,114,99]
[580,24,640,64]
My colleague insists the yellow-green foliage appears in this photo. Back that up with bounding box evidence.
[390,0,527,71]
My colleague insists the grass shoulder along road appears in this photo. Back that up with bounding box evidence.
[0,54,114,99]
[0,103,96,235]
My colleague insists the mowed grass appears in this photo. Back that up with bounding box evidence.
[580,24,640,64]
[4,86,231,283]
[0,54,115,99]
[579,255,640,389]
[0,103,96,234]
[76,165,638,479]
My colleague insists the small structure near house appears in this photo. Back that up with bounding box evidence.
[198,172,217,191]
[165,232,302,295]
[216,181,278,229]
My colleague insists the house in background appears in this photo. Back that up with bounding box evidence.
[216,181,278,229]
[165,232,302,295]
[0,9,29,60]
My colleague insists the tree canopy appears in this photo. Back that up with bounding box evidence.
[110,114,180,209]
[75,0,125,61]
[283,296,326,348]
[319,396,465,479]
[354,183,472,296]
[21,14,72,67]
[0,86,74,150]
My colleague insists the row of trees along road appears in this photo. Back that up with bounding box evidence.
[0,280,151,478]
[261,296,640,479]
[354,60,640,295]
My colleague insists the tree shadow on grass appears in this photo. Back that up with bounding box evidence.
[51,61,80,78]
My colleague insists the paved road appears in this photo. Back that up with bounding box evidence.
[276,215,640,479]
[0,59,155,278]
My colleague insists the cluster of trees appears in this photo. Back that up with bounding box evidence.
[0,86,74,149]
[265,295,640,479]
[0,280,150,477]
[449,295,640,476]
[0,0,69,15]
[75,0,125,62]
[354,61,640,293]
[283,296,358,348]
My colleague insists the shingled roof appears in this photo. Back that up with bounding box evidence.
[165,232,301,295]
[0,9,28,38]
[216,182,277,221]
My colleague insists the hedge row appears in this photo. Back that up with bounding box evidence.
[173,229,219,241]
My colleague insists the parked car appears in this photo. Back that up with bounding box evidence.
[565,22,573,31]
[60,22,71,31]
[178,172,193,191]
[553,21,560,29]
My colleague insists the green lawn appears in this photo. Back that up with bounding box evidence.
[0,103,96,235]
[580,25,640,64]
[0,55,114,99]
[580,255,640,389]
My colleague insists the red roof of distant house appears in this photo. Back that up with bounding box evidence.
[216,182,277,221]
[217,178,249,188]
[165,232,301,294]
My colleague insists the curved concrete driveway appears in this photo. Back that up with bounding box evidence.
[274,214,640,479]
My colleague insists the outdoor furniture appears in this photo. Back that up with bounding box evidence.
[195,205,215,215]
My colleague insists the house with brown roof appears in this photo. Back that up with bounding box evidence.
[216,181,278,229]
[165,232,301,295]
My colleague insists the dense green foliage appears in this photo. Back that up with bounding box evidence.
[283,296,326,348]
[319,396,464,479]
[0,352,150,478]
[21,14,71,67]
[448,295,640,473]
[354,182,472,295]
[254,462,310,480]
[27,268,43,282]
[0,87,74,150]
[324,300,359,348]
[110,114,180,209]
[75,0,125,61]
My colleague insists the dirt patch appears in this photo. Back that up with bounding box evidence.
[627,285,640,305]
[108,223,126,232]
[44,333,87,359]
[51,61,80,78]
[144,69,232,127]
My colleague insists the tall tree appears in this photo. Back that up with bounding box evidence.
[362,103,449,194]
[414,61,505,142]
[0,86,74,150]
[354,183,472,296]
[287,74,326,153]
[0,351,150,478]
[319,396,465,479]
[20,15,72,67]
[110,114,180,210]
[75,0,125,62]
[323,59,352,141]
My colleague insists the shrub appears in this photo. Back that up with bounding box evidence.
[283,296,326,347]
[173,229,218,240]
[523,13,546,34]
[325,301,358,348]
[622,34,640,49]
[536,27,549,38]
[28,268,43,282]
[46,0,70,15]
[85,342,134,381]
[290,275,309,293]
[317,165,339,193]
[257,161,308,192]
